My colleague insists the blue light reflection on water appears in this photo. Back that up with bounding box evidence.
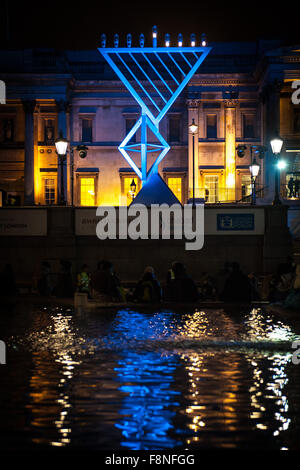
[110,310,181,450]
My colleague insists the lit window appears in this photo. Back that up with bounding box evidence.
[204,175,219,203]
[82,119,93,142]
[168,177,182,202]
[123,176,138,204]
[80,177,95,206]
[241,175,252,199]
[44,178,56,205]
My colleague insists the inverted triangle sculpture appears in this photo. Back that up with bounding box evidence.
[98,28,211,184]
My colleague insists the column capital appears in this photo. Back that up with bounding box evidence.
[223,88,239,107]
[22,100,36,114]
[186,99,200,109]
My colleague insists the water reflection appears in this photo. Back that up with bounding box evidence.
[247,353,291,445]
[181,351,242,449]
[115,351,180,450]
[4,305,300,450]
[111,310,180,450]
[29,309,81,447]
[178,309,240,339]
[244,308,296,342]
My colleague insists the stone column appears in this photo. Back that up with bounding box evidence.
[223,93,238,201]
[187,99,200,199]
[22,100,36,205]
[56,99,69,204]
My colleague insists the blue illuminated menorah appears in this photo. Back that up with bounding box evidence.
[98,27,211,184]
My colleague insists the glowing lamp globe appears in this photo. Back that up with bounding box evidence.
[55,132,68,156]
[189,119,198,134]
[277,159,287,170]
[249,158,260,178]
[270,136,283,155]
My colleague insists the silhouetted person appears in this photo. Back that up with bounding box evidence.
[198,272,217,300]
[215,261,232,298]
[220,262,252,302]
[92,260,123,301]
[248,272,261,301]
[53,259,74,298]
[134,266,162,303]
[288,177,295,198]
[277,256,295,277]
[37,261,52,296]
[165,262,199,302]
[91,260,106,296]
[0,264,16,296]
[77,264,90,295]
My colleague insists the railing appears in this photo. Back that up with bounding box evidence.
[188,185,265,204]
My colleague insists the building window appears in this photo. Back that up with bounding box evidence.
[243,114,255,139]
[81,119,93,142]
[122,176,139,204]
[43,178,56,205]
[80,177,95,206]
[2,119,14,142]
[167,177,182,202]
[44,119,55,144]
[293,108,300,134]
[241,174,252,200]
[204,175,219,203]
[125,118,136,143]
[206,114,217,138]
[168,118,180,142]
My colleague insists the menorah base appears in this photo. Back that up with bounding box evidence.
[129,173,181,206]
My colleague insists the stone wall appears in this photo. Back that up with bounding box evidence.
[0,205,293,283]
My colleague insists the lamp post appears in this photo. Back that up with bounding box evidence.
[55,131,68,205]
[270,134,284,205]
[249,154,260,205]
[55,132,89,206]
[189,118,198,206]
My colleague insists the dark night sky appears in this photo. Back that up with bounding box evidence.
[1,0,300,49]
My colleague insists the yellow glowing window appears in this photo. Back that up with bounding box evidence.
[168,177,182,202]
[80,177,95,206]
[123,177,138,204]
[44,178,56,205]
[204,175,219,203]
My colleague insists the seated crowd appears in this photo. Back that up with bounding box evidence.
[1,256,299,309]
[74,257,300,308]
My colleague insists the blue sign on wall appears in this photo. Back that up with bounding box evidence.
[217,213,255,231]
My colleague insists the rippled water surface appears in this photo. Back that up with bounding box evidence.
[1,304,300,450]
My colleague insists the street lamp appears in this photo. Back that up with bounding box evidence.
[130,179,137,201]
[270,134,284,205]
[249,157,260,205]
[55,131,68,205]
[189,118,198,206]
